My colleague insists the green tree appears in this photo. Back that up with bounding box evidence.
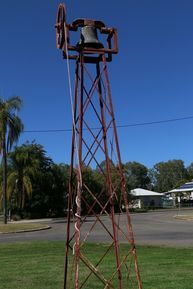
[81,166,105,214]
[123,161,150,191]
[151,159,188,192]
[0,96,23,223]
[0,165,2,210]
[95,160,125,213]
[14,142,53,218]
[15,142,68,218]
[7,145,35,212]
[44,163,69,217]
[187,162,193,181]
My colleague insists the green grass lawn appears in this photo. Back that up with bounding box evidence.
[0,241,193,289]
[0,223,50,233]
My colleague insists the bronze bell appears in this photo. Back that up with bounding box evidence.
[77,26,104,49]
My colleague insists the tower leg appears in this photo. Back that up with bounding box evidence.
[63,53,143,289]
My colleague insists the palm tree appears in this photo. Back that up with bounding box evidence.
[0,165,3,213]
[7,146,34,211]
[0,96,23,224]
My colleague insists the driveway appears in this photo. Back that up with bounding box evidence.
[0,209,193,247]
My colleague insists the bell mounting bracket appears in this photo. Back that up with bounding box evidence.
[55,3,118,62]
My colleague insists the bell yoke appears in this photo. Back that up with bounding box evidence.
[55,3,118,62]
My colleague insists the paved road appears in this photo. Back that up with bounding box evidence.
[1,209,193,247]
[132,209,193,247]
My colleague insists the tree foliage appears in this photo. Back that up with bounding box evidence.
[0,96,23,223]
[186,163,193,181]
[2,137,193,218]
[123,161,151,191]
[3,142,69,218]
[151,159,188,192]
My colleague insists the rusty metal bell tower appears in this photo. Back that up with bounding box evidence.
[55,3,143,289]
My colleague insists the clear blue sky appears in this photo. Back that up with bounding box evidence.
[1,0,193,168]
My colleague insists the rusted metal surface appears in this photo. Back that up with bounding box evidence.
[56,3,143,289]
[55,3,118,62]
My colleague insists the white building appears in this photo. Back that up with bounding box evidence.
[130,188,164,208]
[166,181,193,206]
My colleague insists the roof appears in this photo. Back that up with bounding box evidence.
[168,182,193,193]
[130,188,163,197]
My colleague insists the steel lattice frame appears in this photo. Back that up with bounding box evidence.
[55,4,143,289]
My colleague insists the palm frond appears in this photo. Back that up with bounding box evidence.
[5,96,23,112]
[7,116,24,151]
[23,176,33,197]
[7,171,18,200]
[0,96,23,154]
[0,181,2,209]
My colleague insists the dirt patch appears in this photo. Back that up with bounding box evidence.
[174,215,193,221]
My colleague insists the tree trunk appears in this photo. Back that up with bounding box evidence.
[2,137,7,224]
